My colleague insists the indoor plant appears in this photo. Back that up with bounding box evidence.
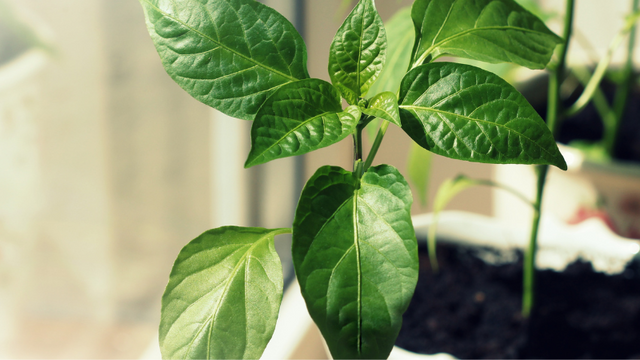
[494,0,640,240]
[401,1,640,356]
[137,0,565,358]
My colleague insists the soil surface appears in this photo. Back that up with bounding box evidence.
[395,242,640,359]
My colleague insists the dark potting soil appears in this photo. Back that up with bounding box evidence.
[395,242,640,359]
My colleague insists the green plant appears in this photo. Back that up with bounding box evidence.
[561,0,640,162]
[138,0,566,358]
[427,0,640,318]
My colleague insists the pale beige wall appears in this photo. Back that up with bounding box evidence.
[4,1,213,357]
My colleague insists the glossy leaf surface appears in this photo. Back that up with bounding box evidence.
[367,6,414,95]
[139,0,309,120]
[362,91,401,126]
[329,0,387,104]
[399,62,567,170]
[292,165,418,359]
[160,227,289,359]
[411,0,562,69]
[245,79,360,167]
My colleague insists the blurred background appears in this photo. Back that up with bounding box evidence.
[0,0,637,358]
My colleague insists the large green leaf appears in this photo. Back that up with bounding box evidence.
[139,0,309,120]
[362,91,401,126]
[367,6,414,95]
[160,226,289,359]
[329,0,387,105]
[292,165,418,359]
[411,0,562,69]
[399,62,567,170]
[245,79,360,167]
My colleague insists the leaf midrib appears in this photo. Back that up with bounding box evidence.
[356,2,366,99]
[141,0,298,83]
[353,189,362,355]
[427,26,551,55]
[363,107,394,124]
[400,104,558,160]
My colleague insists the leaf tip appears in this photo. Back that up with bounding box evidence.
[556,156,568,171]
[244,156,258,169]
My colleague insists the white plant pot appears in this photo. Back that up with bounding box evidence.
[263,211,640,359]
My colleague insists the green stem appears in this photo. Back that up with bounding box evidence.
[523,165,548,318]
[564,9,640,118]
[354,127,363,163]
[522,0,575,319]
[610,0,640,156]
[572,66,617,152]
[363,121,390,170]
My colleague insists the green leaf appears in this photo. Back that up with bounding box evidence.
[407,142,432,206]
[245,79,361,167]
[411,0,562,69]
[160,226,290,359]
[367,6,414,95]
[399,62,567,170]
[362,91,401,126]
[427,175,478,272]
[329,0,387,104]
[426,175,533,272]
[292,165,418,359]
[139,0,309,120]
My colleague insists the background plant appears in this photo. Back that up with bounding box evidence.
[138,0,565,358]
[427,0,640,318]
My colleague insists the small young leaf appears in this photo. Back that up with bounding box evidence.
[329,0,387,104]
[362,92,401,126]
[411,0,562,69]
[426,174,533,271]
[139,0,309,120]
[245,79,360,168]
[292,165,418,359]
[367,6,414,95]
[427,175,479,271]
[399,62,567,170]
[160,226,290,360]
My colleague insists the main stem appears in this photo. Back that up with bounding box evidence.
[522,0,575,318]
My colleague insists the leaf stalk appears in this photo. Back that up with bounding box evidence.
[363,121,390,170]
[563,9,640,118]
